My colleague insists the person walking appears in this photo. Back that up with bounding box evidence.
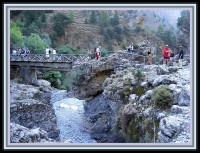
[169,48,175,66]
[96,46,101,60]
[162,44,170,66]
[178,46,184,69]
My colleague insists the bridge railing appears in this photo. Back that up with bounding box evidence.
[10,54,88,62]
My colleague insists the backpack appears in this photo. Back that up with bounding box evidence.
[170,52,174,57]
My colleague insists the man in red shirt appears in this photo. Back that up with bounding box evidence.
[162,44,170,66]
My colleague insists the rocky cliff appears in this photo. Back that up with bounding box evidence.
[72,53,191,143]
[10,79,60,141]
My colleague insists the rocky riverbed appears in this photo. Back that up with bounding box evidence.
[53,98,96,143]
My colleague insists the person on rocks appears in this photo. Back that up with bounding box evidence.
[169,48,175,66]
[95,46,101,60]
[178,46,184,69]
[162,44,170,66]
[146,48,152,65]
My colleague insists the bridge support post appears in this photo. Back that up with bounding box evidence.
[20,67,38,85]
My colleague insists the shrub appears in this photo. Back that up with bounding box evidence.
[24,33,48,54]
[10,22,24,48]
[133,45,139,49]
[51,12,71,37]
[132,69,144,81]
[42,71,61,88]
[55,45,81,55]
[59,85,67,90]
[60,68,82,91]
[151,85,173,109]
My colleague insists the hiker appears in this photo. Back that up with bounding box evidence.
[12,49,17,60]
[45,47,50,58]
[52,49,57,61]
[95,46,101,60]
[146,48,152,65]
[127,44,134,63]
[169,48,175,66]
[178,46,184,69]
[162,44,170,66]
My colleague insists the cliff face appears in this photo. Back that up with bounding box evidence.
[10,79,60,140]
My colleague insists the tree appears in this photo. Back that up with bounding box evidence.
[99,11,109,27]
[177,10,190,35]
[177,10,190,50]
[55,45,81,55]
[156,24,164,39]
[24,33,48,54]
[10,22,24,48]
[51,12,72,37]
[110,11,120,26]
[89,10,97,24]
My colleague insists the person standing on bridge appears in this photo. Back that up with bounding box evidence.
[52,49,57,61]
[45,47,50,58]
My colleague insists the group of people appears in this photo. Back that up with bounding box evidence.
[45,47,57,60]
[162,44,184,68]
[11,47,30,59]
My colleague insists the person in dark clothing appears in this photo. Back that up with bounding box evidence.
[178,46,184,69]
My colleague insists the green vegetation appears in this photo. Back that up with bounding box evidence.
[10,22,24,48]
[99,11,109,27]
[24,33,48,54]
[155,24,177,48]
[151,85,173,109]
[132,69,145,81]
[51,12,72,37]
[89,10,97,24]
[62,68,82,90]
[42,71,61,87]
[177,10,190,47]
[110,11,119,26]
[55,45,83,55]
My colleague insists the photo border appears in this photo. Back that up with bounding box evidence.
[3,3,197,150]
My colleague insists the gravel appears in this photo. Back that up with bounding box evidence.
[53,98,97,143]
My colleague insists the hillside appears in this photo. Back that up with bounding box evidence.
[10,9,182,53]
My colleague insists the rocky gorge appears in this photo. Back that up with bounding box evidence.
[9,53,191,144]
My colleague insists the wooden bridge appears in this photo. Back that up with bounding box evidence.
[10,54,91,84]
[10,54,91,71]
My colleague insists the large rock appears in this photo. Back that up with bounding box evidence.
[10,123,55,143]
[10,81,60,140]
[10,99,60,140]
[178,85,190,106]
[157,116,183,142]
[72,53,132,99]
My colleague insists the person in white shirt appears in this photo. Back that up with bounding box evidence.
[96,46,101,60]
[45,47,50,58]
[52,49,56,61]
